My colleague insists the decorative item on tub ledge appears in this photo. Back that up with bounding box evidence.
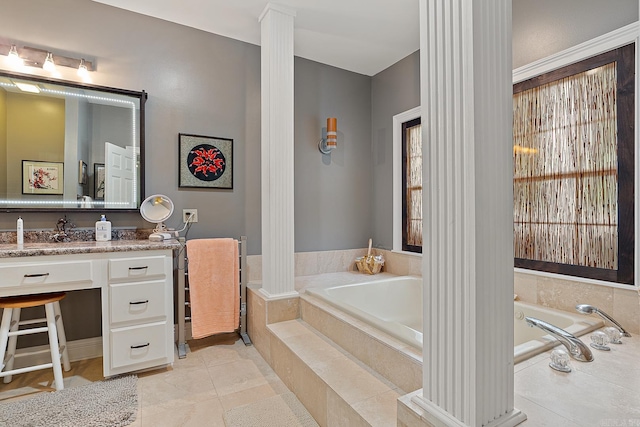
[356,238,385,274]
[318,117,338,154]
[179,133,233,189]
[140,194,176,241]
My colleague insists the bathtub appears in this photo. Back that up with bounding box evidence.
[304,276,603,363]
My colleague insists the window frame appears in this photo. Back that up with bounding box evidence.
[393,106,422,254]
[402,117,423,253]
[513,43,635,285]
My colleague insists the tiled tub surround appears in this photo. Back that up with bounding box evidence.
[249,259,640,426]
[399,334,640,427]
[245,247,421,283]
[515,270,640,335]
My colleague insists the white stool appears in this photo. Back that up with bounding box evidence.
[0,292,71,391]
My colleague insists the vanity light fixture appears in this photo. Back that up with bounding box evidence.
[77,58,89,78]
[43,52,55,72]
[7,45,23,67]
[318,117,338,154]
[0,44,94,76]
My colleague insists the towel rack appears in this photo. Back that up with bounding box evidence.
[176,236,251,359]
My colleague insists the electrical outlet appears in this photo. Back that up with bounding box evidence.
[183,209,198,223]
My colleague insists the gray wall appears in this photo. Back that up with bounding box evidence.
[370,51,420,250]
[294,58,372,252]
[0,0,373,255]
[371,1,639,250]
[512,0,638,68]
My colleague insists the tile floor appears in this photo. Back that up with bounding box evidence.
[3,330,639,426]
[0,333,301,426]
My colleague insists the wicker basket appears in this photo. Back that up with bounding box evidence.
[355,255,385,274]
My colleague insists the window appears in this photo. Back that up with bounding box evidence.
[513,43,634,285]
[402,117,422,253]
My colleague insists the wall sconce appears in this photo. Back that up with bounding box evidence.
[318,117,337,154]
[0,43,94,78]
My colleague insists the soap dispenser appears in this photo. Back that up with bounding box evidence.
[95,215,112,241]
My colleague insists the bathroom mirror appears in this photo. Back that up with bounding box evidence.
[0,70,146,211]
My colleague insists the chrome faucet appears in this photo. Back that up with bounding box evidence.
[525,317,594,362]
[575,304,631,338]
[52,216,74,242]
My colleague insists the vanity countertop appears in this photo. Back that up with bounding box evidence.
[0,239,182,258]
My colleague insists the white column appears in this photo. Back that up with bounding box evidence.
[414,1,527,426]
[259,3,297,298]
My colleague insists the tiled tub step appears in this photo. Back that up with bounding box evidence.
[300,293,423,393]
[268,319,401,427]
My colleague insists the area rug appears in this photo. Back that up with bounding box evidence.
[0,374,137,427]
[223,391,319,427]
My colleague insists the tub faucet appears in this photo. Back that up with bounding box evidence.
[525,317,594,362]
[575,304,631,337]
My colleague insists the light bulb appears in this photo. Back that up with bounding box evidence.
[77,58,89,78]
[43,52,55,72]
[8,45,23,67]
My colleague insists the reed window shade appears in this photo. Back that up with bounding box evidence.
[513,43,634,285]
[402,117,423,253]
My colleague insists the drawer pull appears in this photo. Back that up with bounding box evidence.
[24,273,50,278]
[128,266,149,271]
[129,300,149,305]
[130,343,150,349]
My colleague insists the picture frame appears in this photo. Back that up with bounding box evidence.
[22,160,64,195]
[179,133,233,189]
[79,160,88,185]
[94,163,105,200]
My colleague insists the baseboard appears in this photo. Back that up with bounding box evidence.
[12,337,103,369]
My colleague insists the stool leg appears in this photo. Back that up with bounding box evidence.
[53,302,70,372]
[3,308,21,383]
[44,303,64,391]
[0,308,13,375]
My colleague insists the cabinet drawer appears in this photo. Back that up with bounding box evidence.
[109,256,166,281]
[110,322,168,369]
[110,280,167,324]
[0,260,93,288]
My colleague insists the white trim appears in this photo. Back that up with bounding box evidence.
[11,337,102,370]
[391,249,422,258]
[513,21,639,83]
[514,21,640,291]
[392,106,421,252]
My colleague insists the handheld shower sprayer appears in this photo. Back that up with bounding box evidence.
[575,304,631,337]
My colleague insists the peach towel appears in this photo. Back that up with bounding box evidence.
[187,238,239,339]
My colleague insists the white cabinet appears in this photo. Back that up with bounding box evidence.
[0,247,175,378]
[104,251,174,376]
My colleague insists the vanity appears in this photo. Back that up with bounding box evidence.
[0,239,180,377]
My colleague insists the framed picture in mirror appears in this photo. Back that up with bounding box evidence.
[94,163,105,200]
[22,160,64,195]
[79,161,88,185]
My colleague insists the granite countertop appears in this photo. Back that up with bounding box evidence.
[0,239,182,258]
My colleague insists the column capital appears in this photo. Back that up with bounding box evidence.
[259,3,297,22]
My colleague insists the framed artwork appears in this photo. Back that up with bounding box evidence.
[94,163,105,200]
[179,133,233,189]
[22,160,64,195]
[79,160,88,185]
